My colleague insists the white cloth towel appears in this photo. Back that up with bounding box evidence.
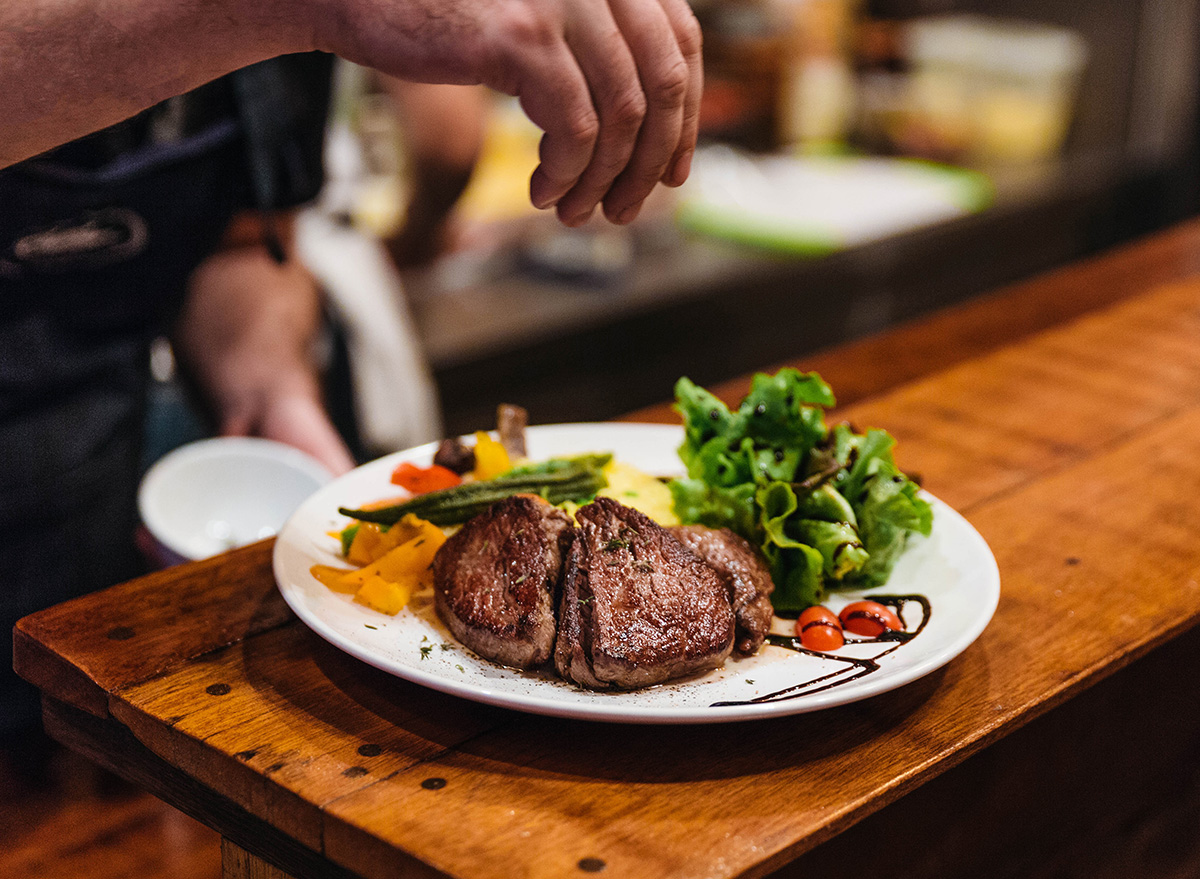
[296,205,443,455]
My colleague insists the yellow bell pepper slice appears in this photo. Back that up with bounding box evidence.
[387,536,444,577]
[315,513,445,614]
[355,575,414,615]
[310,564,360,594]
[472,431,512,481]
[347,523,385,566]
[375,514,432,554]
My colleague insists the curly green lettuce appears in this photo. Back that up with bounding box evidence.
[669,369,933,612]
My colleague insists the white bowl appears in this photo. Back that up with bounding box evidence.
[139,437,334,564]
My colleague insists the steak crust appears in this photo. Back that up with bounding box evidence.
[433,496,573,668]
[555,497,735,689]
[670,525,775,656]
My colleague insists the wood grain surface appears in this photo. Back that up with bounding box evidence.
[623,217,1200,423]
[14,220,1200,879]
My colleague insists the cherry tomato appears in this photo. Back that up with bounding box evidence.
[391,462,462,494]
[839,600,903,637]
[795,605,845,651]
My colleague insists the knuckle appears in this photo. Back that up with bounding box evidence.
[498,4,561,50]
[603,86,647,131]
[562,108,601,147]
[594,146,635,178]
[648,56,690,110]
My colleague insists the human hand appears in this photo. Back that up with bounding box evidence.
[220,389,356,477]
[176,218,356,478]
[315,0,702,226]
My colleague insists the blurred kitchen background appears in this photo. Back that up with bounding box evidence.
[157,0,1200,458]
[11,2,1199,875]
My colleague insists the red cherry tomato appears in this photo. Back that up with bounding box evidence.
[795,605,845,652]
[839,600,903,637]
[390,462,462,494]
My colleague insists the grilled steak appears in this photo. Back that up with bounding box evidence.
[670,525,775,656]
[555,497,735,689]
[433,496,574,668]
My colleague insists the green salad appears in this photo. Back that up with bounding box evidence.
[669,369,933,612]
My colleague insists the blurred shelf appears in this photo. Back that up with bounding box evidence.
[401,148,1187,434]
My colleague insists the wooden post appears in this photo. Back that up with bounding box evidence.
[222,839,299,879]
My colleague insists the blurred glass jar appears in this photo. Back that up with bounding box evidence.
[899,15,1088,164]
[693,0,785,151]
[771,0,860,151]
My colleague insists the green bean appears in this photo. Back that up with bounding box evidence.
[339,455,611,527]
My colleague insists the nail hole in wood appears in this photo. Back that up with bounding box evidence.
[578,858,606,872]
[343,766,369,778]
[205,683,231,696]
[421,777,447,790]
[357,744,382,757]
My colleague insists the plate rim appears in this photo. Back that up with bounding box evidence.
[273,422,1000,724]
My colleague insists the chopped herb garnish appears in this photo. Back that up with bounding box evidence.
[604,538,628,551]
[513,573,527,584]
[456,665,465,672]
[364,624,378,630]
[420,645,433,660]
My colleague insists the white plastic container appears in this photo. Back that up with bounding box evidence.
[904,15,1088,162]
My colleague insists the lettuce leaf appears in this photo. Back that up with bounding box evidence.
[669,479,758,537]
[757,481,829,610]
[669,370,932,611]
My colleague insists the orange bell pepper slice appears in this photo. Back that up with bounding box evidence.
[390,462,462,494]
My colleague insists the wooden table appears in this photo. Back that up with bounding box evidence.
[16,220,1200,879]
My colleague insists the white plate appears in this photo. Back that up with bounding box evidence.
[274,423,1000,724]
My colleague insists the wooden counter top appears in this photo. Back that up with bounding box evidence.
[15,218,1200,879]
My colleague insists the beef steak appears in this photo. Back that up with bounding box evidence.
[433,495,574,668]
[670,525,775,656]
[555,497,735,689]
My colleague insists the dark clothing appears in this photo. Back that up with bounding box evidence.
[0,53,334,734]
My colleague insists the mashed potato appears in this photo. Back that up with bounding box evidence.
[596,460,680,526]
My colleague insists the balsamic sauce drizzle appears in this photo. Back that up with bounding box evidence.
[710,594,932,707]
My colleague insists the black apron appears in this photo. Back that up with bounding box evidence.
[0,53,333,734]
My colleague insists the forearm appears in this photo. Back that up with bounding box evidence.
[174,217,322,420]
[3,0,702,226]
[380,79,485,267]
[174,217,356,474]
[0,0,313,168]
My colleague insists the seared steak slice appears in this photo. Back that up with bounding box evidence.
[671,525,775,656]
[555,497,735,689]
[433,496,573,668]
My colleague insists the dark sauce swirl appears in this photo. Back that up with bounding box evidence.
[710,594,931,707]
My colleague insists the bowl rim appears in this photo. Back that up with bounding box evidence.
[138,436,334,561]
